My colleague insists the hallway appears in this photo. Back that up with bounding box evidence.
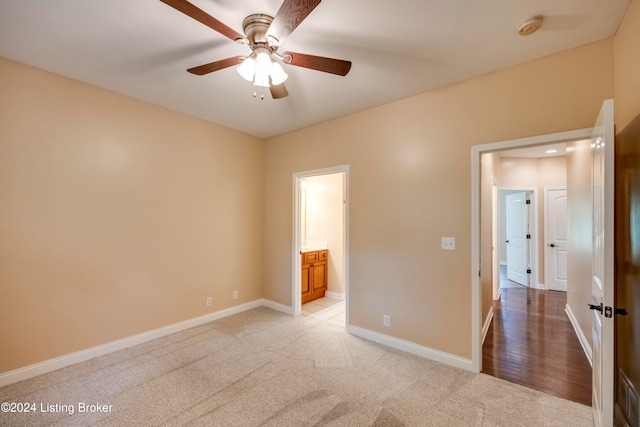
[482,287,592,405]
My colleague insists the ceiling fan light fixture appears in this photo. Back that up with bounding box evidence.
[270,62,288,85]
[255,51,273,75]
[238,50,288,88]
[161,0,352,99]
[237,57,255,81]
[253,73,270,87]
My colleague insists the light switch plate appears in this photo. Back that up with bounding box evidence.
[441,237,456,251]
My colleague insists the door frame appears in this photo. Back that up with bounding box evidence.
[491,177,500,300]
[292,165,349,325]
[471,128,592,372]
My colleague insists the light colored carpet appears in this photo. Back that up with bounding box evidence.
[0,307,593,426]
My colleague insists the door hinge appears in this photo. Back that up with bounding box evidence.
[526,234,531,239]
[526,269,532,274]
[526,200,531,205]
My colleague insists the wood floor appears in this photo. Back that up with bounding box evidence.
[482,287,592,406]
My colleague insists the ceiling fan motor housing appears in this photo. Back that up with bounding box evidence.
[242,14,274,45]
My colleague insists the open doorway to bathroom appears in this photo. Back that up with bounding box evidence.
[292,166,349,328]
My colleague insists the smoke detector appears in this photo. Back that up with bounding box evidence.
[517,15,544,36]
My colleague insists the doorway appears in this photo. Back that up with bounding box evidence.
[474,131,593,403]
[471,128,592,372]
[292,165,349,328]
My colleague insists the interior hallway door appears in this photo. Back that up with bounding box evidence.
[590,99,614,427]
[505,191,529,286]
[546,188,568,291]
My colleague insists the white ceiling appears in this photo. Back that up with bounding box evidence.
[0,0,630,138]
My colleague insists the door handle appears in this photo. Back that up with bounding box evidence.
[588,303,603,313]
[505,240,510,243]
[549,243,556,247]
[588,303,627,316]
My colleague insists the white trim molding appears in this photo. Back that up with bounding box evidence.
[325,291,346,301]
[348,325,473,372]
[261,298,294,315]
[482,306,494,345]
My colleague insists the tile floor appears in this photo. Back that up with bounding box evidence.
[301,296,345,327]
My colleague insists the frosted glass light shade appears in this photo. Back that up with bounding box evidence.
[253,73,270,87]
[237,57,255,81]
[255,52,272,75]
[270,62,288,85]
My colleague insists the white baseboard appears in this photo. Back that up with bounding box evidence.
[347,325,473,372]
[565,303,593,367]
[261,299,293,315]
[325,291,346,301]
[0,299,267,387]
[482,306,494,345]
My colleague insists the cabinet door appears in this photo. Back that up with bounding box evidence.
[301,264,311,301]
[312,261,327,293]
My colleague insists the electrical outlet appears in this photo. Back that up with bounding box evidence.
[441,237,456,251]
[206,297,212,307]
[232,290,238,300]
[383,314,391,327]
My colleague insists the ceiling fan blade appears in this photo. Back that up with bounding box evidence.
[160,0,244,42]
[187,56,243,75]
[284,52,351,76]
[270,83,289,99]
[266,0,321,44]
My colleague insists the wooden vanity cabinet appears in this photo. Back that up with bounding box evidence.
[301,250,328,304]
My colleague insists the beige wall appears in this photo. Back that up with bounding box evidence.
[303,173,346,295]
[614,0,640,130]
[0,57,264,374]
[264,40,614,359]
[499,156,567,285]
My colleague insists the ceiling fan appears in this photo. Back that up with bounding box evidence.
[160,0,352,99]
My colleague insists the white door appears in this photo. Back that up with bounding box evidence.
[591,99,615,427]
[546,189,568,291]
[506,191,528,285]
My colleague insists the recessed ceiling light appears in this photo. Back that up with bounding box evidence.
[517,15,544,36]
[546,149,558,154]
